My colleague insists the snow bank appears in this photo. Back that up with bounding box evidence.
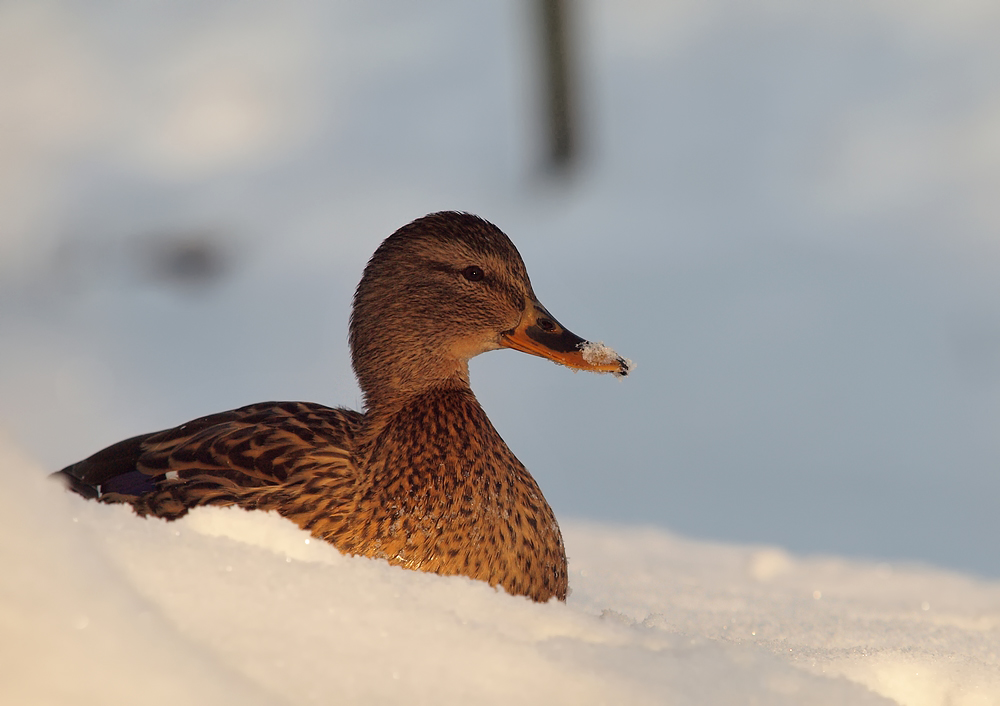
[569,526,1000,706]
[0,434,271,706]
[4,434,998,705]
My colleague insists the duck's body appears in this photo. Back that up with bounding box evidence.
[55,212,628,602]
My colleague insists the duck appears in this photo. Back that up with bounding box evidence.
[53,211,630,602]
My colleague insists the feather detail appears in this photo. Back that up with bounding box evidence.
[56,402,362,519]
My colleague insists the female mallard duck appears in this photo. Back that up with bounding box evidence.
[54,212,629,602]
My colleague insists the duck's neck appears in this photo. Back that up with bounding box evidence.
[356,384,536,501]
[358,361,472,419]
[357,383,488,459]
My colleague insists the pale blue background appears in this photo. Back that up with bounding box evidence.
[2,1,999,576]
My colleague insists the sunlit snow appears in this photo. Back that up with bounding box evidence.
[4,436,999,705]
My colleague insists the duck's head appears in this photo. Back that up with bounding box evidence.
[350,212,630,409]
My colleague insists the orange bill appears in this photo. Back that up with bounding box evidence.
[500,300,630,376]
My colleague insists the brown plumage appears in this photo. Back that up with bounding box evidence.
[54,212,629,602]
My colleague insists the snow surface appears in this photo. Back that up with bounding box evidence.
[4,434,999,705]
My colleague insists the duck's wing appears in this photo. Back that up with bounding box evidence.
[53,401,365,519]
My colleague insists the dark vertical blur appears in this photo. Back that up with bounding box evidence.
[536,0,577,174]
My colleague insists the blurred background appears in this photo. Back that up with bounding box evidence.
[3,0,1000,577]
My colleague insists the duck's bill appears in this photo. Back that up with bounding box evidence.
[500,301,631,377]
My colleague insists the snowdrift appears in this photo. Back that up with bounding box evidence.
[4,434,997,705]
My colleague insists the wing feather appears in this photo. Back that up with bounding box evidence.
[53,401,364,519]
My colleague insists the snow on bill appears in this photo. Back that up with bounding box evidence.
[579,340,634,378]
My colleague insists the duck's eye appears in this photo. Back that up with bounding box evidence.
[462,266,485,282]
